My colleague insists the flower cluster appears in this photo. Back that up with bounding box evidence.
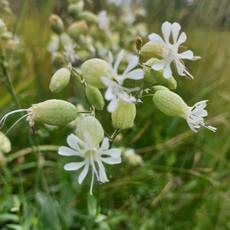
[0,0,217,197]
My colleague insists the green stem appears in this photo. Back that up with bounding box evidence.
[0,44,34,147]
[141,94,155,98]
[6,0,26,61]
[96,185,100,215]
[134,83,144,98]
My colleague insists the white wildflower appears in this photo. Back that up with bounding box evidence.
[181,100,217,133]
[100,50,143,112]
[58,131,122,194]
[98,10,107,30]
[148,21,200,79]
[63,44,79,63]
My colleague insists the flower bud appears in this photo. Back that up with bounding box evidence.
[51,52,65,69]
[141,41,163,59]
[0,19,7,34]
[135,36,142,51]
[85,85,105,110]
[49,68,71,93]
[0,132,11,153]
[79,11,98,25]
[153,90,188,117]
[143,58,177,89]
[28,100,77,126]
[81,58,110,88]
[0,31,12,40]
[68,1,84,17]
[122,148,143,166]
[68,21,88,40]
[60,33,72,47]
[76,116,104,147]
[152,85,170,93]
[112,100,136,129]
[49,14,64,35]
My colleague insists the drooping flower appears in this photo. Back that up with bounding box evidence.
[148,21,200,79]
[153,90,217,133]
[63,43,79,63]
[58,131,122,194]
[100,50,143,112]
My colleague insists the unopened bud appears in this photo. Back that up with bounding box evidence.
[49,14,64,34]
[76,116,104,147]
[0,132,11,153]
[112,100,136,129]
[141,41,163,59]
[135,36,142,51]
[51,52,65,69]
[60,33,72,47]
[28,100,77,126]
[49,68,71,93]
[0,19,7,34]
[153,90,188,117]
[143,58,177,89]
[68,21,88,40]
[79,11,98,25]
[152,85,170,93]
[81,58,110,88]
[68,1,84,17]
[85,85,105,110]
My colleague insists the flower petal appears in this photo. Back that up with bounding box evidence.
[83,131,92,148]
[105,85,115,100]
[163,62,172,79]
[151,60,166,70]
[177,32,187,46]
[108,51,114,75]
[98,161,109,183]
[171,22,181,44]
[100,76,111,87]
[123,69,144,81]
[107,97,118,112]
[100,137,109,151]
[161,21,172,45]
[113,49,124,76]
[101,148,121,157]
[101,156,122,165]
[123,55,139,75]
[178,50,194,59]
[58,146,83,157]
[67,134,86,151]
[78,163,90,184]
[148,33,166,46]
[64,161,85,171]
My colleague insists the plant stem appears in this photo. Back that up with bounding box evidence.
[0,44,34,147]
[134,83,145,98]
[96,185,100,215]
[6,0,26,61]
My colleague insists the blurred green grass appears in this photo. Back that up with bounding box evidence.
[0,0,230,229]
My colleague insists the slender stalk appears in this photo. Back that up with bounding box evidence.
[134,83,144,98]
[96,185,100,215]
[0,44,34,147]
[6,0,26,61]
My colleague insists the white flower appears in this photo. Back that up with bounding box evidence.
[100,50,143,112]
[47,42,59,53]
[181,100,217,133]
[63,44,79,63]
[58,131,122,194]
[148,21,200,79]
[107,0,131,7]
[98,10,107,30]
